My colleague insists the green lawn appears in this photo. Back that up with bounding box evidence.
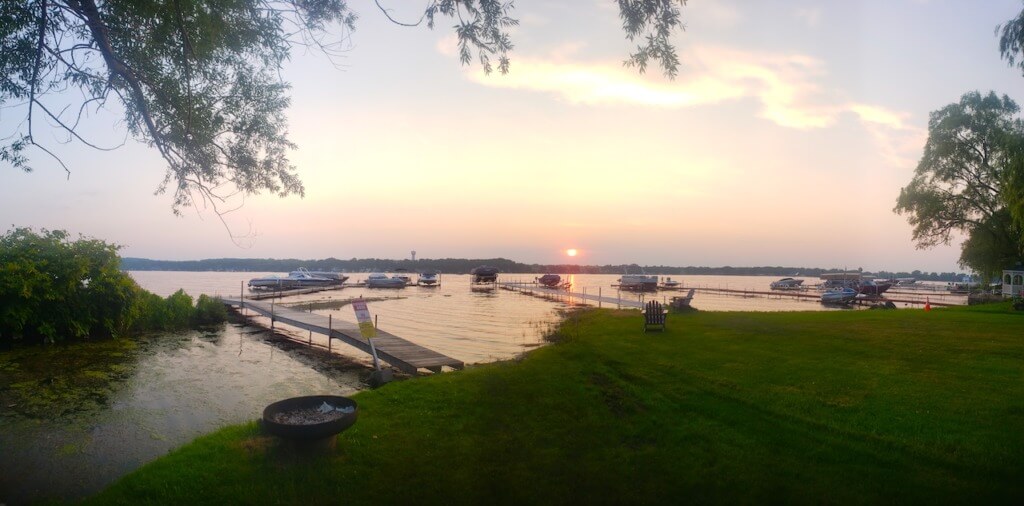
[89,305,1024,505]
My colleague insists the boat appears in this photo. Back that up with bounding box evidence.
[857,279,892,296]
[391,273,413,285]
[660,277,681,289]
[769,277,804,290]
[365,273,407,288]
[471,266,500,283]
[292,270,349,284]
[247,268,342,291]
[538,274,561,287]
[820,287,858,304]
[947,275,981,294]
[618,274,658,292]
[819,272,862,290]
[417,271,440,286]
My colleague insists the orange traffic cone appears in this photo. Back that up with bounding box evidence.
[924,298,931,311]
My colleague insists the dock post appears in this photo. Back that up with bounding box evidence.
[328,314,332,351]
[271,300,275,329]
[369,315,382,371]
[240,281,244,316]
[308,303,313,342]
[599,287,602,308]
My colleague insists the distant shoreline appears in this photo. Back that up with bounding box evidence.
[121,257,970,282]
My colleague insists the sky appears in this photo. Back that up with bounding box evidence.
[2,0,1023,272]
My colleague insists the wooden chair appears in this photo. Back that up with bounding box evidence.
[642,300,668,332]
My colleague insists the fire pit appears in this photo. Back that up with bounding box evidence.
[262,395,358,441]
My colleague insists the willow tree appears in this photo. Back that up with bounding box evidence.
[0,0,687,214]
[894,91,1024,277]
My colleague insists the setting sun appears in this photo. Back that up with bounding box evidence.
[566,249,578,257]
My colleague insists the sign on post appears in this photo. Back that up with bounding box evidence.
[352,298,377,338]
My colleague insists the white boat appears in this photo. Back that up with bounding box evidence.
[248,268,342,291]
[660,277,681,289]
[292,270,349,284]
[618,274,658,292]
[947,275,981,294]
[770,277,804,290]
[821,287,858,304]
[365,273,407,288]
[418,271,440,286]
[391,273,413,285]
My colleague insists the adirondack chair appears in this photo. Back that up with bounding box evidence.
[642,300,668,332]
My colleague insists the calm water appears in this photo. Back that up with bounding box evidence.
[128,271,967,370]
[0,324,364,504]
[0,271,963,503]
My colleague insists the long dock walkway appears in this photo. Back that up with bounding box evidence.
[222,298,463,374]
[498,282,648,309]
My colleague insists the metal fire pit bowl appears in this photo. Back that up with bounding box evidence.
[262,395,358,441]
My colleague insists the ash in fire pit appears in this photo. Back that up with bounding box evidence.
[270,401,355,425]
[262,395,358,441]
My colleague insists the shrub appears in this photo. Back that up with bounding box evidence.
[0,228,141,343]
[192,294,228,326]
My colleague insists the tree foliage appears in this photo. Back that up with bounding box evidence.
[1,0,687,214]
[998,2,1024,77]
[0,227,226,344]
[894,91,1024,276]
[0,227,139,342]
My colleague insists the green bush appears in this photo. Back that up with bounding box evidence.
[0,228,227,344]
[0,228,140,343]
[191,294,228,327]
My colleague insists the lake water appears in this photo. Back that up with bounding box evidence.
[0,271,964,503]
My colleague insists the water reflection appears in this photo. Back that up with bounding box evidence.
[0,323,361,504]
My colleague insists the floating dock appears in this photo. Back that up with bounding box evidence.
[222,297,464,374]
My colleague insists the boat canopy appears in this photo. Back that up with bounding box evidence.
[819,272,862,281]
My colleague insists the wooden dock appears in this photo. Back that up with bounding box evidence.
[683,286,957,307]
[498,282,648,309]
[222,297,464,374]
[245,284,348,300]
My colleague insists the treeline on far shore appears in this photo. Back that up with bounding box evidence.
[121,257,970,282]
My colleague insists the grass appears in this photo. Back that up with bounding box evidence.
[88,304,1024,505]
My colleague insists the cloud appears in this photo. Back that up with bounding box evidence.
[465,46,872,129]
[460,43,924,165]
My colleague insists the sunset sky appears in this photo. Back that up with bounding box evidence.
[3,0,1023,272]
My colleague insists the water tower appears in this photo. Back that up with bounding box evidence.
[411,250,416,262]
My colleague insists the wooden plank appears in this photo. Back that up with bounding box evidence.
[222,298,463,374]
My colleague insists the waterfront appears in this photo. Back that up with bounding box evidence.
[0,271,969,503]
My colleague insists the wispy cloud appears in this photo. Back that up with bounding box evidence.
[460,44,923,164]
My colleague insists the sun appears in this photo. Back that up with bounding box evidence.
[566,248,578,257]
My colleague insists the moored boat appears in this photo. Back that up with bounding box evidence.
[538,274,561,287]
[618,274,658,292]
[418,271,440,286]
[857,279,892,296]
[821,287,858,304]
[660,277,681,289]
[471,266,500,283]
[248,268,343,291]
[365,273,407,288]
[770,277,804,290]
[391,273,413,285]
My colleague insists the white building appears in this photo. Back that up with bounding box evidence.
[1002,266,1024,298]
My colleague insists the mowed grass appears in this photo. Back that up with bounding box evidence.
[89,305,1024,505]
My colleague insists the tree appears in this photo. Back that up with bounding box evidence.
[1,0,687,215]
[894,91,1024,278]
[999,2,1024,77]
